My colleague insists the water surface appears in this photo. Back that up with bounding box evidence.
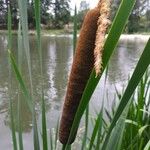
[0,34,147,149]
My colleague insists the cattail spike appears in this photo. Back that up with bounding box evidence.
[59,0,112,145]
[59,7,100,144]
[94,0,111,77]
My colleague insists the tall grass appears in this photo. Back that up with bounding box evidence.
[7,6,18,150]
[6,0,150,150]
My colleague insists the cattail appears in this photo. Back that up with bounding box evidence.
[59,0,111,145]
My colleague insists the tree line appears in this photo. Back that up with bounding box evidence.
[77,0,150,33]
[0,0,70,29]
[109,0,150,33]
[0,0,150,33]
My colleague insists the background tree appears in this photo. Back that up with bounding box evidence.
[0,0,149,32]
[0,0,6,28]
[76,0,89,29]
[52,0,70,29]
[128,0,147,33]
[146,0,150,30]
[41,0,52,25]
[0,0,70,29]
[111,0,121,19]
[0,0,18,29]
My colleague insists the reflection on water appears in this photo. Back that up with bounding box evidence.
[108,39,145,84]
[0,34,147,149]
[0,34,73,149]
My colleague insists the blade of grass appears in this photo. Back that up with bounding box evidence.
[33,115,40,150]
[17,21,24,150]
[34,0,42,76]
[50,129,53,150]
[8,50,33,112]
[8,49,41,150]
[17,7,38,148]
[9,49,41,150]
[8,41,40,150]
[18,0,33,92]
[144,140,150,150]
[81,105,89,150]
[34,0,46,149]
[138,125,150,137]
[95,108,103,150]
[41,93,48,150]
[17,21,23,69]
[66,0,136,147]
[55,119,59,150]
[17,92,24,150]
[102,39,150,149]
[105,100,131,150]
[9,96,18,150]
[17,0,32,75]
[89,108,103,150]
[7,6,18,150]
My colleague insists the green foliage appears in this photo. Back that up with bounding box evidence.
[0,0,71,29]
[127,0,147,33]
[52,0,71,29]
[110,0,150,33]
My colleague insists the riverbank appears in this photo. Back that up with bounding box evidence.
[119,34,150,42]
[0,30,149,41]
[0,29,72,35]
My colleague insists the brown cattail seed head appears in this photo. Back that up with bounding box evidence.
[59,0,112,145]
[59,7,100,144]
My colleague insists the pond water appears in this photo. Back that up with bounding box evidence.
[0,34,148,149]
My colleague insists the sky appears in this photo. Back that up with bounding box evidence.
[70,0,99,10]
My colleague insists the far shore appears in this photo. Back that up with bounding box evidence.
[0,29,149,41]
[0,29,71,35]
